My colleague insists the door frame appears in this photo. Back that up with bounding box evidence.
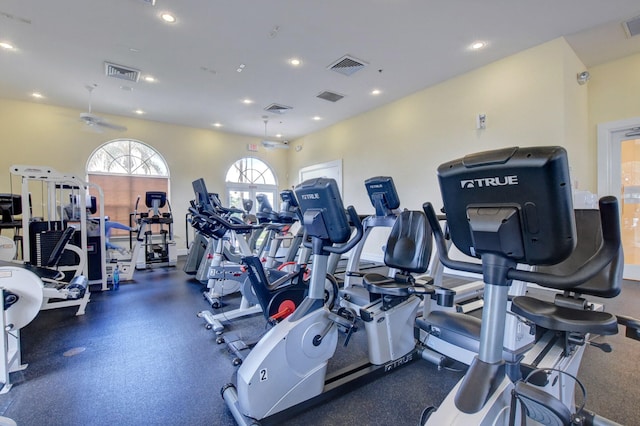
[597,117,640,195]
[298,159,343,195]
[597,116,640,280]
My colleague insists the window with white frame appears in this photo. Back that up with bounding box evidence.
[87,139,170,233]
[225,157,278,215]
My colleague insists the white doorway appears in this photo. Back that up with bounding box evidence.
[298,159,343,194]
[598,117,640,280]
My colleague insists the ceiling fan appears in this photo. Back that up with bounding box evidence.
[260,117,289,149]
[79,84,127,132]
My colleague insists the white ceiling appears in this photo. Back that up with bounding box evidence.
[1,0,639,140]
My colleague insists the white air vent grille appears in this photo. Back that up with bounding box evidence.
[104,62,140,82]
[623,15,640,38]
[264,103,292,114]
[327,55,368,76]
[317,91,345,102]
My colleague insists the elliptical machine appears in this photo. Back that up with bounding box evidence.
[219,189,339,365]
[222,178,363,423]
[134,191,176,270]
[420,146,639,425]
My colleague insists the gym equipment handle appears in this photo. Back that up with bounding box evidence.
[423,196,621,289]
[201,209,261,233]
[309,206,364,255]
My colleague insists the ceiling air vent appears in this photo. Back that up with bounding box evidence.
[104,62,140,82]
[317,91,345,103]
[327,55,368,76]
[264,103,292,114]
[623,15,640,38]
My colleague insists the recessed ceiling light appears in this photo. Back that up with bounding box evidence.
[212,122,222,128]
[143,75,156,82]
[31,92,43,99]
[371,89,381,95]
[0,42,15,50]
[237,63,246,73]
[312,116,322,121]
[120,85,134,91]
[289,58,301,66]
[470,41,486,50]
[275,133,282,138]
[242,99,253,104]
[160,12,176,23]
[134,109,145,115]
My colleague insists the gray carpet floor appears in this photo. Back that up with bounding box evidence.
[0,262,637,425]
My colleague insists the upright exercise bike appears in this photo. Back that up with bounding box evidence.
[340,176,402,310]
[222,178,368,424]
[223,177,445,424]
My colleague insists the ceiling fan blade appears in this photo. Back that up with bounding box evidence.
[80,120,104,133]
[78,86,127,132]
[96,121,127,132]
[79,112,126,132]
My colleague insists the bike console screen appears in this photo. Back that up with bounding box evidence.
[295,178,351,244]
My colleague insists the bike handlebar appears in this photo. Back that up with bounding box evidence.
[324,206,364,255]
[302,205,364,255]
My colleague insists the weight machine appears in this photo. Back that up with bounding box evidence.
[9,165,107,291]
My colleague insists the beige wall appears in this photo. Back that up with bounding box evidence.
[0,99,289,248]
[587,52,640,189]
[288,37,589,213]
[588,52,640,126]
[562,42,590,190]
[287,38,589,260]
[4,38,639,259]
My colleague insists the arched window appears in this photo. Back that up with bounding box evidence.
[87,139,170,232]
[225,157,278,214]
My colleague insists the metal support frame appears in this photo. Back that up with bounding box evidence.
[0,289,26,394]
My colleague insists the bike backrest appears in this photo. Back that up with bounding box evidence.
[278,190,299,223]
[535,209,623,298]
[256,193,277,223]
[384,210,432,273]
